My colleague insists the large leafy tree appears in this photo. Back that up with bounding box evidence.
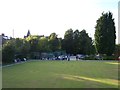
[20,39,30,58]
[14,38,23,54]
[48,33,61,52]
[94,12,116,56]
[62,29,94,55]
[38,37,50,52]
[26,35,40,52]
[73,30,80,54]
[62,29,74,54]
[25,35,41,58]
[2,40,15,63]
[79,30,94,55]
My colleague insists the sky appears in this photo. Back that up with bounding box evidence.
[0,0,119,43]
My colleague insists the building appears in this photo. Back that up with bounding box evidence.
[24,30,31,38]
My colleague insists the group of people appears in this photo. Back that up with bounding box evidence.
[40,56,71,61]
[14,58,27,63]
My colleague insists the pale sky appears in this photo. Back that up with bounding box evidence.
[0,0,119,43]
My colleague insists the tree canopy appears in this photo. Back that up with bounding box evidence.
[94,12,116,56]
[62,29,94,55]
[2,11,117,63]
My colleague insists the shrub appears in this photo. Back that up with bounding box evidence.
[103,56,115,60]
[2,41,15,63]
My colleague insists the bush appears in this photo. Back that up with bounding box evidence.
[2,41,15,63]
[103,56,115,60]
[84,55,96,60]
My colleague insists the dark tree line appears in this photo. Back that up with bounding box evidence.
[2,29,94,63]
[2,11,117,63]
[62,29,95,55]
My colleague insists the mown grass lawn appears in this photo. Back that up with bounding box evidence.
[2,60,119,88]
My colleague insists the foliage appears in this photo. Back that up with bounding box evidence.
[78,30,94,55]
[20,39,30,58]
[62,29,74,54]
[102,55,115,60]
[62,29,94,55]
[48,33,61,52]
[2,11,117,62]
[73,30,80,54]
[114,44,120,58]
[94,12,116,56]
[26,35,40,52]
[84,55,96,60]
[14,38,30,59]
[2,40,15,63]
[38,37,50,52]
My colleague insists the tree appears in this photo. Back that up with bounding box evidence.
[94,12,116,56]
[62,29,74,54]
[115,44,120,58]
[26,35,40,52]
[48,33,61,52]
[20,39,30,58]
[73,30,80,54]
[14,38,23,54]
[62,29,94,55]
[2,40,15,63]
[25,35,41,59]
[79,30,94,55]
[38,37,50,52]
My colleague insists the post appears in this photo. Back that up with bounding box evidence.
[13,29,14,38]
[118,1,120,44]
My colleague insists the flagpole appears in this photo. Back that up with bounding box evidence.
[13,29,14,38]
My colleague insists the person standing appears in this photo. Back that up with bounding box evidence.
[76,55,78,61]
[68,55,70,61]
